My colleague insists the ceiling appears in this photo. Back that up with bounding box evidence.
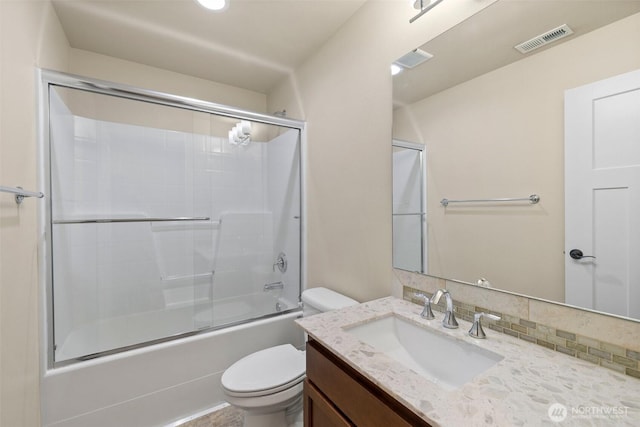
[52,0,367,94]
[393,0,640,106]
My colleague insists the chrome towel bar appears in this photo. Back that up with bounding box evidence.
[53,217,211,224]
[440,194,540,207]
[0,185,45,204]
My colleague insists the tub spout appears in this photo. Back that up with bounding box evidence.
[264,281,284,291]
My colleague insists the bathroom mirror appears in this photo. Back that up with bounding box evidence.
[392,0,640,320]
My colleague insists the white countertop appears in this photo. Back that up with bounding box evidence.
[296,297,640,426]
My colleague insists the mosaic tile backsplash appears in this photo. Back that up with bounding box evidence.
[396,269,640,380]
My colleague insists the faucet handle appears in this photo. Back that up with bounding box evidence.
[430,289,445,305]
[272,252,287,273]
[414,293,435,319]
[468,312,501,339]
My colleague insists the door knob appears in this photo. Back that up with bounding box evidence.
[569,249,596,260]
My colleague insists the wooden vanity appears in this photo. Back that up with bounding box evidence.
[304,339,431,427]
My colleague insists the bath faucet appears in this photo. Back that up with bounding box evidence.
[273,252,287,273]
[468,312,501,339]
[413,293,435,319]
[431,289,458,329]
[264,281,284,291]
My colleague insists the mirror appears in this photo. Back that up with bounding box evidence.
[392,0,640,320]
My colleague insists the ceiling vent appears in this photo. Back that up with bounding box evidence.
[394,48,434,69]
[515,24,574,54]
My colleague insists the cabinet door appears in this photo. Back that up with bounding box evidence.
[304,379,354,427]
[306,340,431,427]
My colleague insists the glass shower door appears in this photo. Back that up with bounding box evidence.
[46,78,302,365]
[392,140,427,273]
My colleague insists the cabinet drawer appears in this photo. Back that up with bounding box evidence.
[306,340,431,427]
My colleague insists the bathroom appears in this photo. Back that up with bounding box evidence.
[1,0,639,426]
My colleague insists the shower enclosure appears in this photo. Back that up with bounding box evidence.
[41,71,304,366]
[392,140,427,273]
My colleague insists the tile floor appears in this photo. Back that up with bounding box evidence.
[179,405,243,427]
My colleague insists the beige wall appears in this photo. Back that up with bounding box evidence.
[393,12,640,301]
[68,49,268,113]
[0,1,69,425]
[57,85,276,141]
[268,0,497,303]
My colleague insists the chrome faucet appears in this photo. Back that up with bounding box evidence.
[468,312,501,339]
[413,293,435,319]
[264,281,284,291]
[431,289,458,329]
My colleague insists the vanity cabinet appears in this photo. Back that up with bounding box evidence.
[304,339,431,427]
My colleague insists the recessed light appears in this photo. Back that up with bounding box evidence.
[195,0,228,12]
[391,63,404,76]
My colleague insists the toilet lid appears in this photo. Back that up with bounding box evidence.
[221,344,306,395]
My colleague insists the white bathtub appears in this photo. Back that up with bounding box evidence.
[55,293,296,362]
[41,309,304,427]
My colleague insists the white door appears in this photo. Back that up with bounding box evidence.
[565,69,640,318]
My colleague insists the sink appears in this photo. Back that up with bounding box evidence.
[344,315,503,390]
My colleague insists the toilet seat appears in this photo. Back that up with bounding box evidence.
[221,344,306,398]
[223,374,305,398]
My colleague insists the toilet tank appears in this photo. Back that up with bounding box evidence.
[301,287,358,316]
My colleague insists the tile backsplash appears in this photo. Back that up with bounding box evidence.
[394,269,640,380]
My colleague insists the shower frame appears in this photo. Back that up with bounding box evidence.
[392,139,427,273]
[38,69,307,369]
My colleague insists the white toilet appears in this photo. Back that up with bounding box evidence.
[221,287,358,427]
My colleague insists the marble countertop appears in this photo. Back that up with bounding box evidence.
[296,297,640,426]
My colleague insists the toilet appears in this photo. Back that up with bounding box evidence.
[221,287,358,427]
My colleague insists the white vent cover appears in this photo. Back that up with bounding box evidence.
[394,48,434,69]
[515,24,574,54]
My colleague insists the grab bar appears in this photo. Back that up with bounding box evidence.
[264,281,284,291]
[52,217,211,224]
[0,185,44,204]
[440,194,540,207]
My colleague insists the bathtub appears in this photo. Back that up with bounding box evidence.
[41,307,304,427]
[55,293,297,363]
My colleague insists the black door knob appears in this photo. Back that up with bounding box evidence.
[569,249,596,260]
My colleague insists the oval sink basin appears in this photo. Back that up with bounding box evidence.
[344,315,503,390]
